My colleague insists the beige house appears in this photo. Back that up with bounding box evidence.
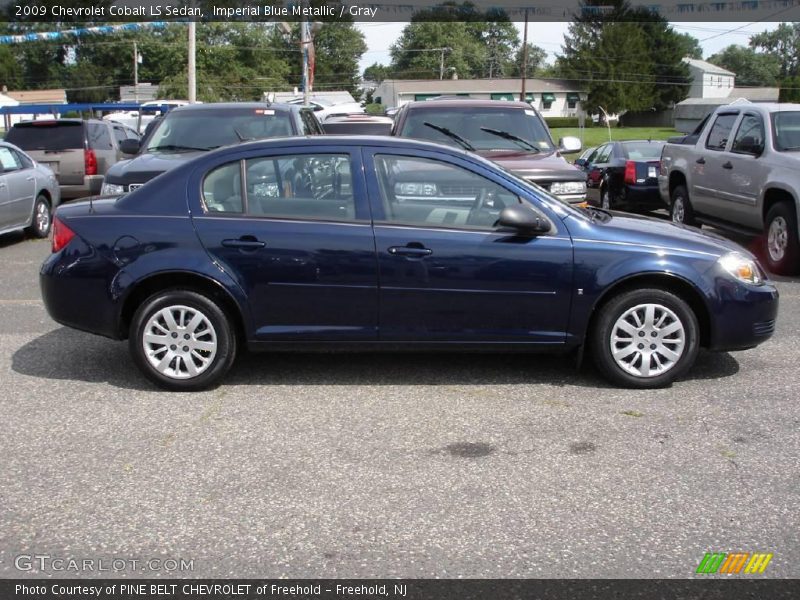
[373,78,586,118]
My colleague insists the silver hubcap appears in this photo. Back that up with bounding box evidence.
[767,216,788,262]
[672,198,684,223]
[36,201,49,232]
[610,303,686,378]
[602,190,610,209]
[142,305,217,379]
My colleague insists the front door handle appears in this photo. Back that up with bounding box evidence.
[388,245,432,257]
[696,157,705,164]
[221,236,265,250]
[722,161,733,169]
[26,176,35,181]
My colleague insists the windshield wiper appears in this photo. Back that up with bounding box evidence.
[480,127,540,153]
[423,122,475,151]
[148,144,209,152]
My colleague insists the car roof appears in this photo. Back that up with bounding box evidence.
[404,99,535,110]
[719,102,800,113]
[323,114,394,124]
[168,102,300,113]
[212,135,474,155]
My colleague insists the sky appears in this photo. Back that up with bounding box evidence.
[355,21,782,74]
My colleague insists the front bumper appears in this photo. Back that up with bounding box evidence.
[707,278,779,351]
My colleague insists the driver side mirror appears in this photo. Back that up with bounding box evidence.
[496,204,551,235]
[119,139,140,155]
[558,136,582,154]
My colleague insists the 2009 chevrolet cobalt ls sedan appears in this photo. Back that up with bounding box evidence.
[40,136,778,391]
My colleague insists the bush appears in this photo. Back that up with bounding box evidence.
[544,117,592,128]
[364,103,385,115]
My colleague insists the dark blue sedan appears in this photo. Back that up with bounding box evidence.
[41,137,778,391]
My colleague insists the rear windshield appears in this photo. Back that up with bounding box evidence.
[771,111,800,151]
[145,108,295,152]
[400,106,555,152]
[323,122,392,135]
[5,121,84,151]
[622,141,665,159]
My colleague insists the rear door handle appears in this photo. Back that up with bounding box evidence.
[388,246,432,257]
[221,236,265,250]
[696,158,705,164]
[722,162,733,169]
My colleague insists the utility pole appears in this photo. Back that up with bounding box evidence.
[188,21,196,103]
[133,41,139,103]
[301,7,310,105]
[520,10,528,102]
[438,47,450,80]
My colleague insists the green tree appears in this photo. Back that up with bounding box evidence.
[750,23,800,78]
[363,63,390,83]
[0,45,22,90]
[779,75,800,102]
[508,43,548,79]
[676,33,703,60]
[707,45,781,87]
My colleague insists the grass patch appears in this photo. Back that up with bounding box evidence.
[552,126,681,150]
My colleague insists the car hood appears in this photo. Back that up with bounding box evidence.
[568,210,752,259]
[105,150,208,184]
[476,149,584,182]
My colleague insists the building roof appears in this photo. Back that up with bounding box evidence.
[271,91,356,104]
[732,87,780,102]
[683,58,735,77]
[379,78,583,94]
[6,89,67,104]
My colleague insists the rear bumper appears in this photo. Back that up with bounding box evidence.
[622,184,665,208]
[59,175,104,200]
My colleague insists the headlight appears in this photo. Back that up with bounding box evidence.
[718,252,764,285]
[549,180,587,196]
[101,182,125,195]
[395,182,438,196]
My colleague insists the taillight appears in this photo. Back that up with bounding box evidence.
[52,217,76,253]
[624,160,636,185]
[84,149,98,176]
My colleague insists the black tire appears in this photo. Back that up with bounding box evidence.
[601,185,613,210]
[763,202,800,276]
[26,194,52,239]
[129,290,237,391]
[590,288,699,389]
[670,184,698,227]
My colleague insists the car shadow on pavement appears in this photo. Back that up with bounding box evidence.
[12,328,740,390]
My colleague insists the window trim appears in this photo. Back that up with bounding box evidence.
[730,112,765,156]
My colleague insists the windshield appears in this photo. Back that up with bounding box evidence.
[771,111,800,151]
[145,108,294,152]
[401,106,555,152]
[622,141,665,159]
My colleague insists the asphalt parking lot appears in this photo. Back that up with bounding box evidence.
[0,230,798,579]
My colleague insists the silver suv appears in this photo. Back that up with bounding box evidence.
[659,102,800,274]
[4,119,139,200]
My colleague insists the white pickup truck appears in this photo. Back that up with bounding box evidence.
[659,101,800,275]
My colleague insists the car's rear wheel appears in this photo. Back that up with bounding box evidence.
[26,194,52,238]
[591,288,699,388]
[670,184,698,227]
[129,290,236,391]
[764,202,800,275]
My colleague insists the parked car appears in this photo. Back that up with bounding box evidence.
[585,140,666,211]
[0,141,60,239]
[285,96,365,121]
[4,119,139,200]
[660,102,800,274]
[574,146,598,171]
[103,100,191,133]
[101,102,323,195]
[391,99,586,203]
[41,136,777,391]
[322,114,394,135]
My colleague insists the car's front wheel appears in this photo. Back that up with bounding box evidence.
[26,194,52,238]
[129,290,237,391]
[764,202,800,275]
[670,184,698,227]
[591,288,699,388]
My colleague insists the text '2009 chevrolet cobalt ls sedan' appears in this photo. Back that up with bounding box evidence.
[41,136,778,391]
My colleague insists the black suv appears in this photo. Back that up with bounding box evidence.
[101,102,323,194]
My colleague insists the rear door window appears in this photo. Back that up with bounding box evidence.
[88,123,113,150]
[5,122,84,151]
[705,114,738,151]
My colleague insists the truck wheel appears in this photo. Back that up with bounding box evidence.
[764,202,800,275]
[670,185,698,227]
[591,288,699,389]
[129,290,237,391]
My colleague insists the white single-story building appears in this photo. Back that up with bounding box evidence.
[372,78,586,118]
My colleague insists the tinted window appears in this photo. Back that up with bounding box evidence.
[400,106,554,152]
[202,162,243,213]
[622,141,665,159]
[705,114,738,151]
[373,154,520,230]
[88,123,113,150]
[300,111,322,135]
[771,111,800,152]
[147,108,295,152]
[731,114,765,154]
[112,125,128,145]
[5,121,84,151]
[323,121,392,135]
[245,154,355,221]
